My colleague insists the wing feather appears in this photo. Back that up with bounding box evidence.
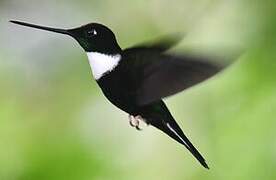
[121,43,224,105]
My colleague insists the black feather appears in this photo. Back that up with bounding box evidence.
[140,101,209,169]
[122,49,223,105]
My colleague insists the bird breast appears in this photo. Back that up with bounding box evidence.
[86,52,121,80]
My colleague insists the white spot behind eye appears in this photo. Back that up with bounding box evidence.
[88,29,97,36]
[92,29,97,35]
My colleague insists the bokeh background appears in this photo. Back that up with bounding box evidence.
[1,0,276,179]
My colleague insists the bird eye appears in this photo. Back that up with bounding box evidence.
[87,29,97,37]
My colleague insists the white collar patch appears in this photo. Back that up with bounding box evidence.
[86,52,121,80]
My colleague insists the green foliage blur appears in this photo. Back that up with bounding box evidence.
[1,0,276,179]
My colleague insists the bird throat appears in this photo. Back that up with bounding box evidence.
[86,52,121,80]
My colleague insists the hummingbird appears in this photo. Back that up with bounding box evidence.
[10,20,224,169]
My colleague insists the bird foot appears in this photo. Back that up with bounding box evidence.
[128,115,144,131]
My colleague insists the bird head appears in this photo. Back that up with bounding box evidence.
[10,20,121,54]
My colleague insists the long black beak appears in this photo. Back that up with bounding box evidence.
[10,20,71,35]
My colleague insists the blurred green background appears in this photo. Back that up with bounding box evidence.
[1,0,276,179]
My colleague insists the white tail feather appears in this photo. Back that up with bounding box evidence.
[166,122,189,147]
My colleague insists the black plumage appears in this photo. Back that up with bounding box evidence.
[97,44,221,169]
[10,20,226,169]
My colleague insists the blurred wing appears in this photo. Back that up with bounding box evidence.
[122,49,223,105]
[125,33,183,52]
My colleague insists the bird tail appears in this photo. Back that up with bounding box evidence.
[148,105,209,169]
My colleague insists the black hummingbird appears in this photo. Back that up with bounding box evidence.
[10,20,225,169]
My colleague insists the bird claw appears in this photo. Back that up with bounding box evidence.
[128,115,144,131]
